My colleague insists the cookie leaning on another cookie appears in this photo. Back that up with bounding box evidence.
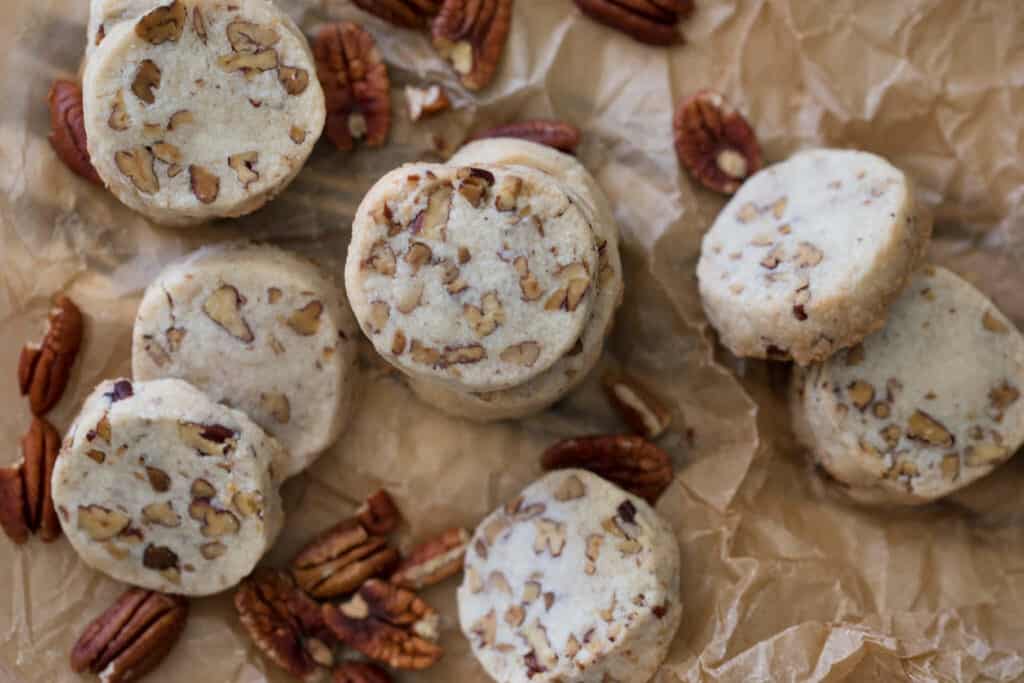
[791,266,1024,505]
[697,148,930,365]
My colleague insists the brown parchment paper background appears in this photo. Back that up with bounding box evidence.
[2,0,1024,681]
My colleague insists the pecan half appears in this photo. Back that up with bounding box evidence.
[292,518,400,599]
[431,0,513,91]
[47,80,102,184]
[602,373,672,439]
[674,90,763,194]
[357,489,401,535]
[322,579,442,670]
[391,527,469,590]
[470,119,581,154]
[334,661,393,683]
[573,0,691,46]
[314,22,391,152]
[0,467,28,545]
[19,295,84,416]
[24,417,62,541]
[71,588,188,683]
[541,435,673,504]
[235,569,337,682]
[353,0,442,28]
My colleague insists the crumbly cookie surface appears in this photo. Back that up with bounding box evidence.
[698,148,928,364]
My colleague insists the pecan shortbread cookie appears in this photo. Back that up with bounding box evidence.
[791,267,1024,505]
[346,162,600,393]
[698,148,930,365]
[458,469,681,683]
[52,378,285,595]
[132,243,358,479]
[406,139,623,421]
[83,0,325,226]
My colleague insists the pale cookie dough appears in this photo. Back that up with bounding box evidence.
[347,162,600,393]
[406,139,624,421]
[791,266,1024,505]
[83,0,325,226]
[132,242,358,479]
[458,470,681,683]
[87,0,160,55]
[52,378,285,596]
[698,148,930,365]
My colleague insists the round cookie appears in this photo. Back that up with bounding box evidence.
[697,148,930,365]
[52,378,285,596]
[83,0,325,226]
[346,162,600,393]
[132,242,358,479]
[458,470,681,683]
[791,266,1024,505]
[406,139,624,421]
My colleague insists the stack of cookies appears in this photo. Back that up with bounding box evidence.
[697,148,1024,504]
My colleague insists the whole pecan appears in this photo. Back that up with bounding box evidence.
[541,435,673,505]
[334,661,393,683]
[353,0,441,28]
[71,588,188,683]
[322,579,442,670]
[0,417,61,544]
[47,80,102,185]
[602,372,672,439]
[291,518,400,599]
[573,0,691,46]
[357,489,401,535]
[314,22,391,152]
[470,120,581,154]
[19,295,84,416]
[674,90,763,194]
[390,527,469,590]
[432,0,513,91]
[235,569,337,682]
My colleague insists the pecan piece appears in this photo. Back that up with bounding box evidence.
[470,119,581,154]
[353,0,442,28]
[322,579,442,670]
[19,295,84,415]
[292,518,400,599]
[47,80,101,184]
[314,22,391,152]
[357,489,401,535]
[21,416,62,541]
[541,435,673,505]
[334,661,393,683]
[235,569,336,682]
[0,466,29,545]
[573,0,687,46]
[602,373,672,439]
[432,0,513,91]
[674,90,763,194]
[71,588,188,683]
[391,527,469,590]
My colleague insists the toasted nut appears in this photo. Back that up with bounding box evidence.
[847,380,875,411]
[228,151,260,188]
[226,20,279,52]
[292,518,400,598]
[189,164,220,203]
[602,373,672,439]
[358,489,401,535]
[541,435,673,504]
[279,66,310,95]
[71,588,188,683]
[18,295,84,416]
[135,1,186,44]
[233,491,265,518]
[0,466,29,544]
[906,410,954,448]
[260,391,291,423]
[456,166,495,207]
[432,0,513,91]
[322,580,443,670]
[499,341,540,367]
[217,49,279,74]
[352,0,441,28]
[78,504,132,541]
[406,84,450,121]
[47,80,101,184]
[471,120,581,154]
[573,0,687,46]
[131,60,161,104]
[410,183,453,241]
[142,501,181,527]
[333,661,393,683]
[287,301,324,336]
[674,90,762,194]
[203,285,253,342]
[493,175,521,212]
[391,528,470,590]
[116,147,159,194]
[178,422,237,456]
[982,310,1010,334]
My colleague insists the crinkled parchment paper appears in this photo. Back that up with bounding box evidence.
[2,1,1023,681]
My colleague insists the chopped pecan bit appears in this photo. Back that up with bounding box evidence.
[280,66,310,95]
[203,285,253,342]
[847,380,875,411]
[18,295,84,415]
[135,1,186,44]
[432,0,513,91]
[574,0,688,46]
[47,80,101,184]
[455,166,495,206]
[131,60,161,104]
[499,341,540,367]
[236,569,336,683]
[366,240,397,275]
[288,301,324,336]
[334,661,393,683]
[229,151,260,188]
[493,175,522,212]
[906,410,954,448]
[674,90,763,194]
[982,310,1010,334]
[358,489,401,535]
[543,262,590,312]
[71,588,188,683]
[411,182,453,241]
[406,84,450,121]
[542,435,673,504]
[315,22,391,152]
[322,580,443,670]
[189,164,220,203]
[464,292,505,337]
[391,527,469,590]
[353,0,442,28]
[178,422,237,456]
[602,373,672,439]
[226,20,279,53]
[291,518,400,598]
[989,381,1020,421]
[470,120,582,154]
[116,147,159,194]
